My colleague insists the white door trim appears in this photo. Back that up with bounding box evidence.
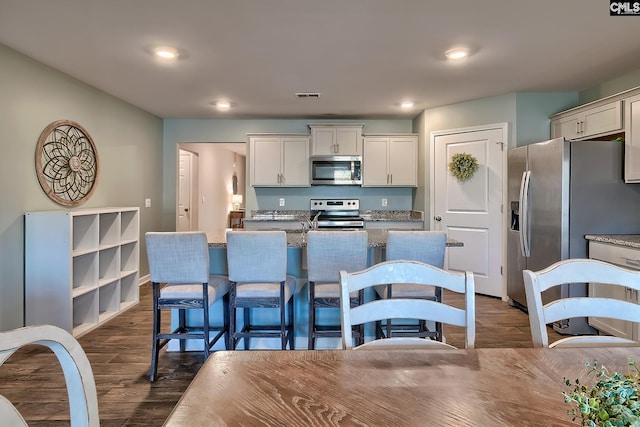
[429,122,509,300]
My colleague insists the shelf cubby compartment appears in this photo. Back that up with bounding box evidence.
[99,212,120,248]
[73,290,99,336]
[99,246,120,286]
[120,272,139,310]
[72,252,99,295]
[72,214,99,254]
[120,209,139,243]
[120,241,139,275]
[98,281,120,323]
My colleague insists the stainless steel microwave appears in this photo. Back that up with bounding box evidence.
[310,156,362,185]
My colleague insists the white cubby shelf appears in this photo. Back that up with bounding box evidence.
[25,207,140,337]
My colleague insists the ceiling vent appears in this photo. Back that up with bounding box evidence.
[295,92,321,99]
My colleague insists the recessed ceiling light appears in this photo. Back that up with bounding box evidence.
[153,46,179,62]
[445,47,469,60]
[400,101,414,109]
[216,101,231,111]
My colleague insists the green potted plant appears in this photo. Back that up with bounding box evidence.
[564,358,640,426]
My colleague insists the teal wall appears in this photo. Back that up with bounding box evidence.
[0,44,164,331]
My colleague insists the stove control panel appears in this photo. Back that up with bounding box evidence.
[310,199,360,211]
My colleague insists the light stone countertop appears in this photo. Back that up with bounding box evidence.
[585,234,640,249]
[207,229,462,248]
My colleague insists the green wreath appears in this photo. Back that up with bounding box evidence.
[448,152,479,182]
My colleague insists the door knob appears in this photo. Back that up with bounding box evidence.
[434,216,442,222]
[184,208,189,212]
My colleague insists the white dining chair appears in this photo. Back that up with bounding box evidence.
[226,230,297,350]
[377,230,446,340]
[146,231,230,381]
[306,230,369,349]
[524,258,640,348]
[340,260,475,350]
[0,325,100,426]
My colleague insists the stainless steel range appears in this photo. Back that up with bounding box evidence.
[309,198,364,229]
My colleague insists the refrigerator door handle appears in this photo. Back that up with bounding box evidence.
[519,170,531,257]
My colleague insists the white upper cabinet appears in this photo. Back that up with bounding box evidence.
[309,124,363,156]
[362,134,418,187]
[551,100,622,140]
[249,135,310,187]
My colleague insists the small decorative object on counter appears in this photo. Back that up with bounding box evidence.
[563,357,640,426]
[448,152,478,182]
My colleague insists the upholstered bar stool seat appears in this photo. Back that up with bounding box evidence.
[160,279,229,300]
[313,283,359,299]
[233,281,296,299]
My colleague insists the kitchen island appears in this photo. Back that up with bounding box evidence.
[171,228,461,351]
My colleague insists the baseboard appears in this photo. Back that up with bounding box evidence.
[138,274,150,286]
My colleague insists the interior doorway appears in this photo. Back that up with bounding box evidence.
[176,143,246,232]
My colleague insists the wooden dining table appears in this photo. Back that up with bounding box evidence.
[163,347,640,426]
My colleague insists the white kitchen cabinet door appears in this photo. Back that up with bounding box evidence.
[551,100,622,140]
[363,135,417,186]
[362,137,388,185]
[310,125,363,156]
[251,137,282,186]
[282,137,310,186]
[250,135,310,186]
[625,94,640,183]
[388,136,417,186]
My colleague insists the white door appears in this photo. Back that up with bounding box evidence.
[177,150,193,231]
[431,125,506,298]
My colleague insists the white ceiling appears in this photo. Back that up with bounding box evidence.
[2,1,640,120]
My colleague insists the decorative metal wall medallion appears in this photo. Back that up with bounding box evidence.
[35,120,99,206]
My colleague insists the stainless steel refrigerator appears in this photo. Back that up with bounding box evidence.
[507,137,640,335]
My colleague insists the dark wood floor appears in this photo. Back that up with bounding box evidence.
[0,284,563,426]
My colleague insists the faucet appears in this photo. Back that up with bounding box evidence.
[302,212,321,231]
[311,211,321,230]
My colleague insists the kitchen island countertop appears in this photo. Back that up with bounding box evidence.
[207,229,462,248]
[585,234,640,249]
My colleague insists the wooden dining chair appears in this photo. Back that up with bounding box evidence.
[377,230,446,340]
[524,258,640,348]
[226,230,297,350]
[306,230,369,349]
[146,231,230,381]
[0,325,100,426]
[340,260,475,350]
